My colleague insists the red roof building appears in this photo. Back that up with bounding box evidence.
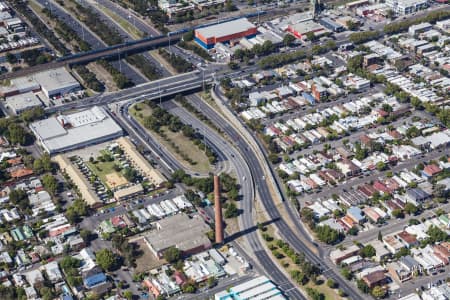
[373,181,390,194]
[422,164,442,178]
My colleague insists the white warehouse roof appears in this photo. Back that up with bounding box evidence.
[196,18,255,39]
[29,106,123,154]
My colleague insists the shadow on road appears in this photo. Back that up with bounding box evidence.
[224,217,280,243]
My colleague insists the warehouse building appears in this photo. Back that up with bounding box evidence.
[319,17,344,32]
[195,18,257,49]
[385,0,428,15]
[215,276,286,300]
[32,67,80,98]
[30,106,123,154]
[144,214,211,259]
[4,92,42,115]
[0,67,80,99]
[287,21,327,39]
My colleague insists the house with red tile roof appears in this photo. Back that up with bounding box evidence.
[373,181,390,194]
[422,164,442,178]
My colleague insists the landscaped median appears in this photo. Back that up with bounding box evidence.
[129,101,216,174]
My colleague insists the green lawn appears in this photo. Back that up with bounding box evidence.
[86,160,125,188]
[130,103,213,174]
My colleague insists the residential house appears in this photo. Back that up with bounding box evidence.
[362,270,387,289]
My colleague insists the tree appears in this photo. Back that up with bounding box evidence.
[326,278,336,288]
[80,229,94,244]
[372,286,387,299]
[42,173,58,195]
[360,245,376,258]
[224,202,239,218]
[164,247,181,263]
[6,52,17,64]
[283,34,296,47]
[123,291,133,300]
[341,267,352,280]
[207,276,217,288]
[376,161,387,171]
[404,203,419,215]
[315,225,343,244]
[95,249,118,271]
[348,226,359,236]
[39,287,56,300]
[357,279,369,293]
[391,209,404,219]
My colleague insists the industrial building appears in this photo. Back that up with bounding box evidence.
[287,21,327,39]
[4,92,42,115]
[30,106,123,154]
[33,67,81,98]
[215,276,286,300]
[195,18,257,49]
[319,17,344,32]
[0,67,80,99]
[144,214,211,259]
[385,0,428,15]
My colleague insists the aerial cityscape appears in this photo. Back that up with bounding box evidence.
[0,0,447,299]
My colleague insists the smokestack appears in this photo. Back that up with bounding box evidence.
[214,175,224,244]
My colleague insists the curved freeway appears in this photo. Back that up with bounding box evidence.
[154,99,307,299]
[191,89,364,300]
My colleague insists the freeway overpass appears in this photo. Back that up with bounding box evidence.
[45,70,213,114]
[0,34,181,80]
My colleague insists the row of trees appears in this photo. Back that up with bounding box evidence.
[74,66,104,92]
[43,8,91,52]
[233,40,277,62]
[349,31,381,44]
[12,2,68,55]
[258,49,307,69]
[142,102,217,164]
[125,54,161,80]
[97,60,133,89]
[0,118,33,146]
[158,48,193,73]
[384,10,450,34]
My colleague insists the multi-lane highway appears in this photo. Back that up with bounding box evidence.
[206,86,364,300]
[29,0,146,84]
[158,98,307,299]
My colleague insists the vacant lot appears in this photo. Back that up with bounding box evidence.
[133,237,166,273]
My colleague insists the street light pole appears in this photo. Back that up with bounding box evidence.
[158,82,162,105]
[117,49,122,73]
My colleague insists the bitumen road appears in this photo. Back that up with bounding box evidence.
[88,0,160,36]
[211,85,365,299]
[80,0,171,77]
[35,0,146,84]
[147,98,307,299]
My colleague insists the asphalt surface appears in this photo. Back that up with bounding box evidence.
[81,0,171,78]
[88,0,160,36]
[34,0,146,84]
[155,99,307,299]
[211,85,365,300]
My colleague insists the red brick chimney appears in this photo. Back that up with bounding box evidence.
[214,175,224,244]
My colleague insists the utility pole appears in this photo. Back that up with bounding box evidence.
[158,82,162,105]
[168,33,171,52]
[202,69,205,92]
[117,49,122,73]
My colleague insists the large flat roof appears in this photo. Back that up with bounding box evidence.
[5,92,42,113]
[30,106,123,154]
[196,18,255,39]
[32,67,80,93]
